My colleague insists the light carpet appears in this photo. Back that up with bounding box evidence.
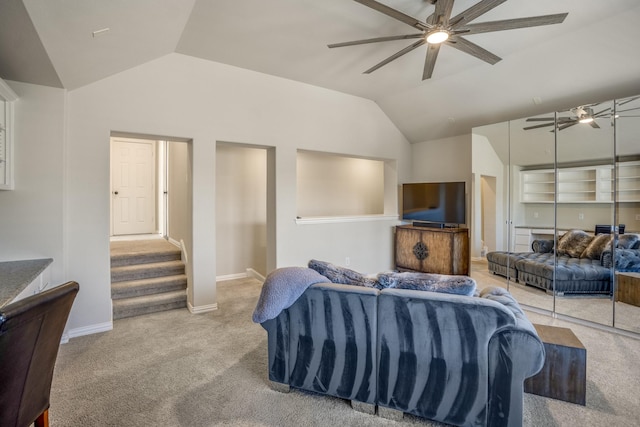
[50,277,640,426]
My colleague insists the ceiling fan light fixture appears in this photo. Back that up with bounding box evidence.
[426,29,449,44]
[579,116,594,124]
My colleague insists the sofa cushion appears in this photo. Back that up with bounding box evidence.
[308,259,380,288]
[376,271,477,296]
[557,230,593,258]
[581,233,612,260]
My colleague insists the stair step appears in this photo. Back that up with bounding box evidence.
[111,249,181,267]
[111,260,185,283]
[111,275,187,300]
[112,290,187,320]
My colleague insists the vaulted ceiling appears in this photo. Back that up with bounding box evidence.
[1,0,640,142]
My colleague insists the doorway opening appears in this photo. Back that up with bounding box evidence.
[480,175,497,256]
[109,135,191,245]
[215,142,271,280]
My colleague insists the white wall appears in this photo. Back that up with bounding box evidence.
[0,82,66,285]
[216,143,267,277]
[410,134,472,224]
[42,52,411,334]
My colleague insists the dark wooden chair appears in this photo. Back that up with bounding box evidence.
[0,281,79,427]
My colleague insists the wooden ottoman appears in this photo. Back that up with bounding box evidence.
[616,272,640,307]
[524,324,586,405]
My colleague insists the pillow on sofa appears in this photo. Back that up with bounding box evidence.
[618,234,639,249]
[532,239,554,253]
[581,233,612,260]
[376,272,477,296]
[308,259,380,288]
[556,230,593,258]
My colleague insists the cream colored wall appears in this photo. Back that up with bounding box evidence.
[409,134,472,225]
[0,82,67,287]
[296,151,384,217]
[167,141,190,245]
[55,53,410,334]
[216,143,267,277]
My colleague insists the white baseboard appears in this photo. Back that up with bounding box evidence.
[168,237,181,248]
[216,269,265,282]
[246,268,265,282]
[188,301,218,314]
[64,321,113,342]
[216,272,248,281]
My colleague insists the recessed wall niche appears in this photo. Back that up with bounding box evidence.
[296,150,396,219]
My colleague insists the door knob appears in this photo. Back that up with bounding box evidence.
[114,191,119,195]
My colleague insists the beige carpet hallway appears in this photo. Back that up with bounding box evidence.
[49,277,640,426]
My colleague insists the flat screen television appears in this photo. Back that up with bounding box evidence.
[402,182,466,226]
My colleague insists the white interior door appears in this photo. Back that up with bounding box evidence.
[111,138,156,235]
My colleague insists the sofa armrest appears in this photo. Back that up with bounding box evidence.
[261,311,290,385]
[487,320,545,426]
[601,248,640,271]
[376,288,543,426]
[532,239,554,253]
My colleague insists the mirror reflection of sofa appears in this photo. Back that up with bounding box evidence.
[487,230,640,295]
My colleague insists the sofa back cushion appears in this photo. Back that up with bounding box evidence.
[581,233,612,260]
[557,230,593,258]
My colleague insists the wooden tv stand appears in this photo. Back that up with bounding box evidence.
[395,225,469,275]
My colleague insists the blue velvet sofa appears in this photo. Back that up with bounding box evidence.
[487,231,640,295]
[259,281,545,427]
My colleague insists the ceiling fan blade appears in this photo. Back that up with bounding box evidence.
[523,122,556,130]
[449,0,508,26]
[353,0,428,30]
[589,121,601,129]
[422,43,441,80]
[558,121,578,131]
[364,39,426,74]
[617,96,640,106]
[328,34,424,48]
[461,13,569,34]
[618,106,640,114]
[446,37,501,65]
[526,117,555,122]
[428,0,454,25]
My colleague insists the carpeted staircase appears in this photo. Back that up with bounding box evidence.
[110,239,188,319]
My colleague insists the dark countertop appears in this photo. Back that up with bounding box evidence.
[0,258,53,307]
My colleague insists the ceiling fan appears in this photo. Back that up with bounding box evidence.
[524,106,610,132]
[524,98,640,131]
[328,0,568,80]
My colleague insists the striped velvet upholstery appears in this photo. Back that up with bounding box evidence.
[263,283,379,404]
[377,289,544,427]
[261,283,544,426]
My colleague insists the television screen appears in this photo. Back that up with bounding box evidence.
[402,182,466,225]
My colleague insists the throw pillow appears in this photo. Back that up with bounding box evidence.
[581,233,612,260]
[376,271,477,296]
[618,234,639,249]
[556,230,593,258]
[308,259,380,288]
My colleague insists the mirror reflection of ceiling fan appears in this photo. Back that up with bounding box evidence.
[524,97,640,131]
[328,0,568,80]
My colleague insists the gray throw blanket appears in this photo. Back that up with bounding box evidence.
[252,267,329,323]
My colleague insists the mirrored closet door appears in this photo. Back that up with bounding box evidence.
[472,94,640,334]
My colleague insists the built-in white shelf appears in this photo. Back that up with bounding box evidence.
[521,161,640,203]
